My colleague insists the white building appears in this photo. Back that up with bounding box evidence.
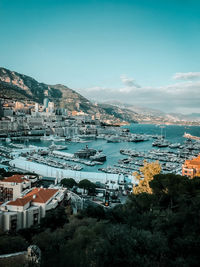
[35,103,39,112]
[43,98,49,110]
[0,187,66,231]
[48,102,54,113]
[0,175,31,202]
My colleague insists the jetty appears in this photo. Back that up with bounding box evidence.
[183,132,200,141]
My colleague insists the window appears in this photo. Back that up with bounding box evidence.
[33,213,39,225]
[10,216,17,231]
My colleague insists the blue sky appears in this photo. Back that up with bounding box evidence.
[0,0,200,113]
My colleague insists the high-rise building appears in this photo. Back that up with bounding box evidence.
[43,98,49,110]
[0,100,4,118]
[48,102,54,113]
[35,103,39,112]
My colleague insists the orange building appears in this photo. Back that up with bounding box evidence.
[182,155,200,178]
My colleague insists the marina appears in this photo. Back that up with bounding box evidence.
[0,124,200,181]
[0,124,200,179]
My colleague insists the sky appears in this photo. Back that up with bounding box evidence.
[0,0,200,114]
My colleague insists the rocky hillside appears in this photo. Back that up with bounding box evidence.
[1,67,199,125]
[0,68,102,114]
[104,101,200,123]
[98,103,139,123]
[0,68,61,102]
[0,67,138,122]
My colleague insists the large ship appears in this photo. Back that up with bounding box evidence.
[183,132,200,141]
[74,145,97,159]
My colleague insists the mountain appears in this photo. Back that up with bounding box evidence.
[103,101,166,116]
[103,100,200,123]
[0,68,61,102]
[97,103,139,123]
[1,67,199,125]
[0,68,98,114]
[0,67,138,122]
[169,113,200,122]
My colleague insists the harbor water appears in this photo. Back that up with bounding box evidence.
[23,124,200,173]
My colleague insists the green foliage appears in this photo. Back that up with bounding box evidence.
[3,173,200,267]
[40,206,68,231]
[0,168,6,179]
[60,178,77,188]
[78,179,96,194]
[81,205,106,220]
[0,235,28,254]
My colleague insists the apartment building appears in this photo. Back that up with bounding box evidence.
[0,175,31,202]
[182,154,200,178]
[0,187,66,231]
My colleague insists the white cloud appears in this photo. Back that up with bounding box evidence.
[78,73,200,113]
[173,72,200,81]
[120,75,140,88]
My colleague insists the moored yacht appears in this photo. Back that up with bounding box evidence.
[49,141,68,150]
[169,143,181,149]
[106,135,121,143]
[90,151,107,162]
[152,138,170,147]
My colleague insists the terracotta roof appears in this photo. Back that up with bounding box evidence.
[25,188,58,203]
[1,175,29,184]
[7,197,32,207]
[7,188,59,206]
[184,155,200,166]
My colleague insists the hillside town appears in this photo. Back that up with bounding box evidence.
[1,0,200,265]
[0,94,200,234]
[0,97,127,138]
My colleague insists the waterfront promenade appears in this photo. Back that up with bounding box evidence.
[9,157,135,184]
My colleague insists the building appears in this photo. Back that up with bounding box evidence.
[0,118,19,133]
[15,101,24,111]
[48,102,54,113]
[27,116,44,129]
[0,175,32,202]
[43,98,49,110]
[35,103,39,112]
[0,187,66,231]
[0,99,4,118]
[3,108,14,117]
[182,154,200,178]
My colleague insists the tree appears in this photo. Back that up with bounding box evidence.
[60,178,77,188]
[133,160,161,194]
[78,179,96,194]
[0,235,28,254]
[0,168,7,180]
[40,206,68,230]
[81,205,105,220]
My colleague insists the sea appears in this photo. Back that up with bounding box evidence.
[25,124,200,173]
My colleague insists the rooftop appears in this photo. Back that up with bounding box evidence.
[1,175,29,184]
[7,187,59,206]
[25,188,58,203]
[184,155,200,167]
[7,197,31,207]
